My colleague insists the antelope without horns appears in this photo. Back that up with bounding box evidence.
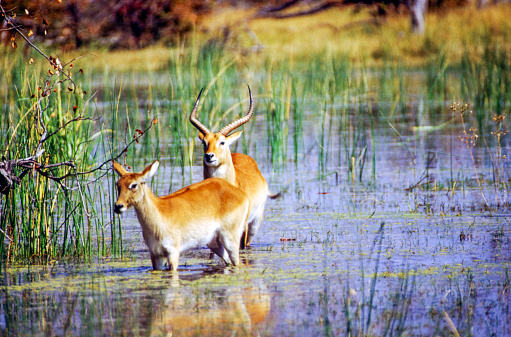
[112,160,250,271]
[190,86,280,248]
[149,282,270,336]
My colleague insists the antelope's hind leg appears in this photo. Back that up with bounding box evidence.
[208,236,232,266]
[245,201,266,247]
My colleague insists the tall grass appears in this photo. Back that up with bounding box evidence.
[0,51,102,263]
[2,19,510,265]
[92,36,509,185]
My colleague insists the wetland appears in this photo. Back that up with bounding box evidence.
[1,42,510,336]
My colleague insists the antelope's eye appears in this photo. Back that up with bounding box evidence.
[129,183,138,190]
[220,141,225,146]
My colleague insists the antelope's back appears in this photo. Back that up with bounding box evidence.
[159,177,249,220]
[232,153,268,204]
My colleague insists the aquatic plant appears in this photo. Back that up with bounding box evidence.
[1,0,510,268]
[0,5,159,264]
[454,101,491,212]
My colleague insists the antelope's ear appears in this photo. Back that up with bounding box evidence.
[141,160,159,180]
[225,130,242,147]
[112,161,128,176]
[198,132,205,141]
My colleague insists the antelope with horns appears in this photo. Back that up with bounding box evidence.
[113,160,250,271]
[190,86,279,249]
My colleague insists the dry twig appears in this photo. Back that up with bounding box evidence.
[0,2,157,195]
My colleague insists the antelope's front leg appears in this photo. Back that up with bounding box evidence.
[168,248,180,272]
[151,254,165,270]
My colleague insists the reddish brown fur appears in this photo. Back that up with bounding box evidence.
[113,160,250,271]
[199,131,269,248]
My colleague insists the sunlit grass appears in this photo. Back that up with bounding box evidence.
[200,3,511,66]
[4,3,509,74]
[45,3,511,72]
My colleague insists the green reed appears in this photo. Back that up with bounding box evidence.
[0,50,119,264]
[3,34,511,265]
[459,45,511,133]
[264,71,289,165]
[291,79,305,164]
[426,52,449,104]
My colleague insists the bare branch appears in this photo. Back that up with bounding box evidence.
[0,3,158,195]
[0,3,75,86]
[256,0,341,19]
[105,117,159,171]
[259,0,304,14]
[43,115,98,145]
[38,116,158,181]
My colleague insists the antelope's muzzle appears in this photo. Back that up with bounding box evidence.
[114,203,125,214]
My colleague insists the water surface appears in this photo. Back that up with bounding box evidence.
[1,71,510,336]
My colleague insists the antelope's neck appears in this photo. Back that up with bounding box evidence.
[203,160,236,185]
[134,185,165,237]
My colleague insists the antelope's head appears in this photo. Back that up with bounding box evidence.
[189,86,254,168]
[112,160,159,214]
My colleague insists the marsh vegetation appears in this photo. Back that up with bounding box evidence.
[1,3,510,336]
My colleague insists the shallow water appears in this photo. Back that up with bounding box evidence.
[2,77,510,336]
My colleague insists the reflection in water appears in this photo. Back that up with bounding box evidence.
[148,276,270,336]
[0,262,270,336]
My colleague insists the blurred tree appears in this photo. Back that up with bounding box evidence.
[252,0,474,34]
[0,0,499,49]
[110,0,208,48]
[255,0,428,33]
[407,0,427,33]
[1,0,210,49]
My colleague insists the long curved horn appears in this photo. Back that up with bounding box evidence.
[189,89,211,135]
[219,85,254,136]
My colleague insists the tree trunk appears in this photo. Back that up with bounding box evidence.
[408,0,428,34]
